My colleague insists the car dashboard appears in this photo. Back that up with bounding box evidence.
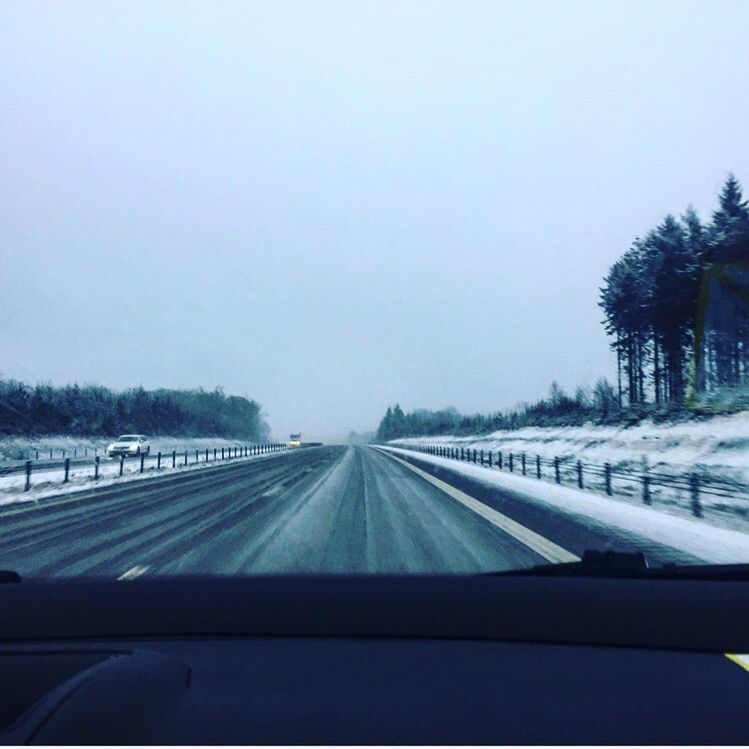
[1,574,748,744]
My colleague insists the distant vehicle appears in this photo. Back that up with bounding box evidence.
[288,433,302,448]
[107,434,150,458]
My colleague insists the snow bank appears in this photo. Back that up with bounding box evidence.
[392,412,749,482]
[379,446,749,564]
[391,414,749,521]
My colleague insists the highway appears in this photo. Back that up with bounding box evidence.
[0,446,699,578]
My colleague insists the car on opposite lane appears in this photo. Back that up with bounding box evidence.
[107,434,150,459]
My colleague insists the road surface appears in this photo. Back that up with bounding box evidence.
[0,446,698,578]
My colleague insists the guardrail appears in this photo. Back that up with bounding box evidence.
[392,443,749,520]
[5,443,288,493]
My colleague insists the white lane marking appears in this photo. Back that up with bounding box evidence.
[117,564,150,581]
[260,484,283,498]
[375,448,579,564]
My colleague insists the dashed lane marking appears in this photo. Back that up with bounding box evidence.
[117,564,150,580]
[375,448,579,565]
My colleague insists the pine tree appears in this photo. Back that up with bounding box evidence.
[709,174,749,262]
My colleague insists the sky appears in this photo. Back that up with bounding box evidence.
[2,0,749,442]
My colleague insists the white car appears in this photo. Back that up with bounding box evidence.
[107,434,150,459]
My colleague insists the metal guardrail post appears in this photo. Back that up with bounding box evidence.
[119,455,125,476]
[498,451,503,470]
[604,463,612,495]
[196,449,199,464]
[63,458,70,483]
[536,455,541,479]
[24,460,31,491]
[157,451,162,469]
[222,447,225,460]
[577,460,583,489]
[94,456,100,480]
[509,453,514,472]
[480,449,484,464]
[214,448,217,460]
[184,451,188,466]
[554,457,560,483]
[690,474,702,517]
[140,453,145,473]
[206,448,209,462]
[487,451,492,467]
[522,453,526,475]
[172,450,176,468]
[642,475,651,505]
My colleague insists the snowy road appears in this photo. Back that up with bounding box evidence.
[0,446,712,579]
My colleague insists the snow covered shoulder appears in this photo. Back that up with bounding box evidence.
[378,446,749,565]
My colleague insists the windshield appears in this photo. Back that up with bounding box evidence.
[1,1,748,581]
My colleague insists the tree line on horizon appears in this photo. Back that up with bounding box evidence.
[378,174,749,441]
[0,379,269,440]
[377,379,620,441]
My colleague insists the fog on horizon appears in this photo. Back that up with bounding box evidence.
[2,0,749,442]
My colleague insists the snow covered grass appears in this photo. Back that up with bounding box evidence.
[0,448,290,507]
[391,412,749,522]
[379,446,749,564]
[392,412,749,480]
[0,435,267,462]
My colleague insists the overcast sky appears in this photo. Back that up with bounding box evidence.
[2,1,749,441]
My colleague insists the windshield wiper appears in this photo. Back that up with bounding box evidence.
[0,570,21,583]
[486,550,749,580]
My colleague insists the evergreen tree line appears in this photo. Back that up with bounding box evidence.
[0,379,269,440]
[600,174,749,407]
[377,379,620,441]
[377,175,749,441]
